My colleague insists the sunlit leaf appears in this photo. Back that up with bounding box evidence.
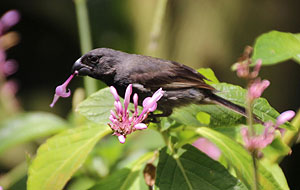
[0,112,67,155]
[155,144,248,190]
[76,88,114,124]
[252,30,300,65]
[27,124,111,190]
[196,127,288,190]
[260,160,289,190]
[197,68,219,84]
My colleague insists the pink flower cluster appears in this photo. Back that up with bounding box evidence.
[241,110,295,152]
[0,10,20,96]
[234,50,295,153]
[109,84,164,144]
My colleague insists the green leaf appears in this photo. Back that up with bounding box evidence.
[260,160,289,190]
[0,112,68,155]
[27,124,111,190]
[172,82,294,130]
[196,127,288,190]
[262,135,291,164]
[197,68,219,84]
[89,152,154,190]
[252,30,300,65]
[155,144,248,190]
[76,88,114,124]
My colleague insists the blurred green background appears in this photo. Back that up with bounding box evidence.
[1,0,300,189]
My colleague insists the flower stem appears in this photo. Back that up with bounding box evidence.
[246,96,259,190]
[74,0,97,96]
[147,0,168,56]
[252,151,259,190]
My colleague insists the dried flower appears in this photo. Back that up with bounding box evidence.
[236,59,262,78]
[50,71,78,107]
[108,84,164,143]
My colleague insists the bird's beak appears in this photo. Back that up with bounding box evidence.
[71,58,92,76]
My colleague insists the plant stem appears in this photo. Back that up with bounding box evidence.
[0,161,27,189]
[246,98,259,190]
[74,0,97,96]
[251,151,259,190]
[147,0,168,56]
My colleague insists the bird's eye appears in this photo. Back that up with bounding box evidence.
[89,56,99,64]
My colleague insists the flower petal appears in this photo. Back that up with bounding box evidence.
[134,123,148,130]
[50,94,60,108]
[0,10,20,31]
[133,93,138,114]
[124,84,132,111]
[248,79,270,100]
[110,86,120,101]
[118,135,126,144]
[276,110,295,127]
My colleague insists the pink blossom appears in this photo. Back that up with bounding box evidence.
[275,110,295,127]
[50,71,78,107]
[241,110,295,152]
[108,85,164,143]
[248,79,270,101]
[192,138,221,160]
[241,126,275,152]
[0,10,20,35]
[1,59,18,76]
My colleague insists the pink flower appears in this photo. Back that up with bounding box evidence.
[108,84,164,144]
[0,59,18,76]
[50,71,78,107]
[241,110,295,152]
[192,138,221,160]
[241,126,275,152]
[247,79,270,101]
[275,110,295,128]
[0,10,20,35]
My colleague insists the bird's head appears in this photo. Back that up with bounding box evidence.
[71,48,124,80]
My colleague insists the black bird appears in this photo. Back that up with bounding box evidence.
[72,48,260,122]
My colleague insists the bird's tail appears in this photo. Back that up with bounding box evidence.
[207,93,263,124]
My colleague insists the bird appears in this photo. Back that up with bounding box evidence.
[71,47,261,123]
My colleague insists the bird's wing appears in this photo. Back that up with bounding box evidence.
[124,55,215,91]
